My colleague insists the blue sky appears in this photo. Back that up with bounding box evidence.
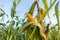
[0,0,58,25]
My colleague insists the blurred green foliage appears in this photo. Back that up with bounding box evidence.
[0,0,60,40]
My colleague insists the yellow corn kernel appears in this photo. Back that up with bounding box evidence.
[26,13,35,23]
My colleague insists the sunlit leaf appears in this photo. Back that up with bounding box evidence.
[42,0,57,20]
[13,0,16,8]
[29,1,36,15]
[11,7,16,18]
[41,9,46,20]
[55,2,59,22]
[11,0,17,18]
[42,0,48,10]
[9,35,13,40]
[59,15,60,29]
[46,0,57,13]
[55,2,60,30]
[36,8,45,28]
[6,35,9,40]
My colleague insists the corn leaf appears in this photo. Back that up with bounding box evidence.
[42,0,57,20]
[50,0,52,6]
[29,27,36,39]
[0,8,5,13]
[0,13,5,17]
[11,7,16,18]
[59,16,60,30]
[9,35,13,40]
[55,2,60,30]
[11,20,15,26]
[22,22,33,32]
[46,0,57,13]
[42,0,48,10]
[55,2,60,29]
[0,23,6,26]
[13,0,16,8]
[29,1,36,15]
[0,8,5,17]
[55,2,59,22]
[34,23,46,40]
[11,0,17,18]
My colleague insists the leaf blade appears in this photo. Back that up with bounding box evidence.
[42,0,48,10]
[55,2,59,21]
[28,1,36,15]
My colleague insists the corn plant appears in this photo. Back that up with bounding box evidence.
[0,0,60,40]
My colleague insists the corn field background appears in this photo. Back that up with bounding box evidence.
[0,0,60,40]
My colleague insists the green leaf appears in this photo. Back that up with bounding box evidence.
[59,16,60,30]
[0,13,5,17]
[42,0,48,10]
[22,22,33,32]
[13,0,16,8]
[6,35,9,40]
[0,23,6,26]
[55,2,60,30]
[42,0,57,20]
[11,0,17,18]
[11,20,15,26]
[16,22,19,27]
[55,2,59,22]
[34,22,46,40]
[29,1,36,15]
[9,35,13,40]
[50,0,52,6]
[9,20,15,27]
[0,8,5,13]
[46,0,57,13]
[0,8,5,17]
[30,27,36,39]
[27,27,35,40]
[15,16,19,20]
[11,7,16,18]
